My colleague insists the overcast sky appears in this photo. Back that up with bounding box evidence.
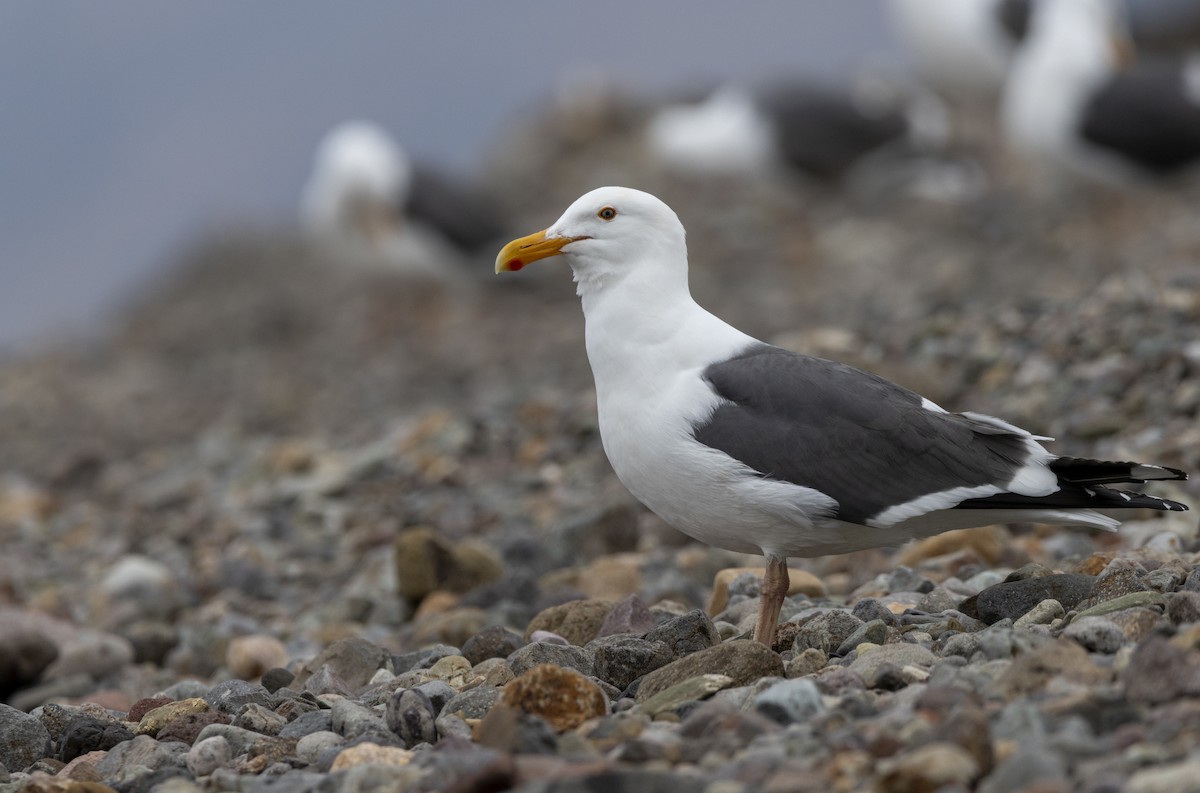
[0,2,900,349]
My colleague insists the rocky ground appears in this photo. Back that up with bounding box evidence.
[1,97,1199,793]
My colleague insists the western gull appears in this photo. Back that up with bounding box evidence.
[301,121,506,267]
[1003,0,1200,184]
[496,186,1189,646]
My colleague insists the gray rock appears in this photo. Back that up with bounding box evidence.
[261,667,295,693]
[850,598,899,627]
[596,593,658,637]
[0,629,57,696]
[93,733,188,785]
[1123,634,1200,704]
[642,609,720,659]
[1167,591,1200,626]
[413,680,458,715]
[185,734,230,777]
[296,637,391,691]
[1012,598,1064,628]
[56,715,134,762]
[834,619,889,656]
[441,686,502,720]
[233,702,286,736]
[387,688,437,747]
[1062,616,1127,653]
[967,574,1095,624]
[302,664,355,697]
[918,586,963,614]
[330,698,388,740]
[160,679,210,700]
[203,679,273,715]
[460,626,524,665]
[636,640,783,703]
[434,713,473,741]
[793,610,864,655]
[1079,559,1149,609]
[1125,759,1200,793]
[978,743,1067,793]
[507,641,594,677]
[294,730,344,766]
[848,643,937,680]
[887,566,933,593]
[194,723,269,756]
[753,678,825,724]
[0,703,50,773]
[589,635,673,690]
[278,709,333,740]
[392,644,460,673]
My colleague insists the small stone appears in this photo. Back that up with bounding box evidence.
[202,680,273,715]
[392,644,460,673]
[502,664,608,732]
[134,698,211,736]
[1063,616,1127,653]
[295,731,343,766]
[294,637,390,692]
[753,678,825,724]
[386,689,437,747]
[330,699,388,742]
[849,643,937,680]
[588,636,673,690]
[277,710,332,740]
[636,640,783,703]
[394,526,502,602]
[792,610,864,655]
[635,674,735,717]
[329,742,413,770]
[461,626,525,665]
[1012,599,1064,628]
[473,703,559,755]
[442,686,503,720]
[225,635,288,681]
[155,711,230,746]
[193,724,267,757]
[850,598,899,627]
[1075,591,1166,618]
[260,668,295,694]
[833,619,889,656]
[413,680,457,715]
[126,696,173,723]
[596,593,658,637]
[643,609,721,659]
[965,574,1095,624]
[786,648,827,678]
[525,600,614,646]
[977,744,1067,793]
[185,735,230,777]
[0,702,51,773]
[57,717,133,762]
[878,741,979,792]
[508,641,594,677]
[302,665,355,698]
[233,703,286,736]
[93,734,188,786]
[1078,559,1149,609]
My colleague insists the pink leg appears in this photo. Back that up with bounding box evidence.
[753,555,789,646]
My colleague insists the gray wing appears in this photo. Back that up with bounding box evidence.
[692,344,1033,525]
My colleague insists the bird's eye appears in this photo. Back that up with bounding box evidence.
[597,206,617,221]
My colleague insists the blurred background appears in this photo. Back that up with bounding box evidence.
[0,0,892,349]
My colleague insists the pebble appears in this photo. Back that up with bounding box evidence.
[635,675,734,718]
[848,643,937,681]
[752,678,825,724]
[524,600,614,646]
[878,741,980,792]
[596,593,658,637]
[636,641,783,703]
[1062,616,1127,654]
[0,703,51,773]
[966,574,1095,624]
[501,664,608,732]
[386,689,437,747]
[184,735,229,777]
[588,635,673,690]
[460,625,525,665]
[225,635,288,680]
[792,610,864,655]
[508,641,595,678]
[134,699,210,737]
[294,637,390,692]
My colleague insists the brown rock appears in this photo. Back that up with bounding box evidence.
[636,640,784,703]
[394,527,502,602]
[878,741,980,793]
[225,635,288,681]
[20,777,118,793]
[525,600,615,646]
[501,663,608,732]
[134,698,211,736]
[412,606,489,647]
[155,711,230,745]
[577,554,642,601]
[330,742,414,770]
[897,526,1007,566]
[1124,634,1200,704]
[708,567,826,615]
[125,696,172,723]
[596,593,658,638]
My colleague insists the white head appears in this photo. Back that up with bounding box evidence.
[300,121,412,232]
[495,187,689,297]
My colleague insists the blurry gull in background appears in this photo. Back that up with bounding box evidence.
[1003,0,1200,185]
[644,77,980,201]
[887,0,1032,104]
[301,121,506,275]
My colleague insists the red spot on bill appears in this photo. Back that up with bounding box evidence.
[507,259,525,271]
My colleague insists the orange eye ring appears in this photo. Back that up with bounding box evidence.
[597,206,617,221]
